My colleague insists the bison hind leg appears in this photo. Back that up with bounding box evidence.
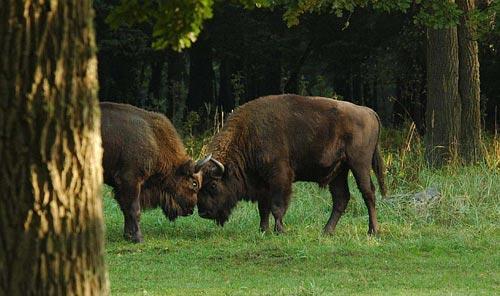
[258,199,271,233]
[350,161,378,235]
[323,165,350,235]
[116,175,144,243]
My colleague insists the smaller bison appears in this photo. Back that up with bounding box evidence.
[197,94,386,235]
[101,102,210,242]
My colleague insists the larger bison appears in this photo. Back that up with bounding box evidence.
[197,94,386,235]
[101,102,210,242]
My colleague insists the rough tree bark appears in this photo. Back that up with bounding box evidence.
[0,1,108,295]
[457,0,483,163]
[425,26,461,166]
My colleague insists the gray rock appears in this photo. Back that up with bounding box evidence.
[412,186,441,204]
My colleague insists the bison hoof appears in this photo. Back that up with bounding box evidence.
[124,232,144,243]
[274,225,286,234]
[322,228,334,236]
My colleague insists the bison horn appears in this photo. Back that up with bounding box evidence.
[210,158,225,176]
[194,154,212,172]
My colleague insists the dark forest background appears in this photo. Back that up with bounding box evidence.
[94,1,499,135]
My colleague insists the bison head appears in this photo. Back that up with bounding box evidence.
[161,155,212,220]
[197,158,240,226]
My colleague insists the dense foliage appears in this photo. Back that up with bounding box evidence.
[95,1,499,135]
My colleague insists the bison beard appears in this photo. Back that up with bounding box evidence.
[198,94,387,235]
[140,183,186,221]
[101,102,207,243]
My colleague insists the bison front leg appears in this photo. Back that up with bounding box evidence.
[258,199,271,232]
[271,203,287,233]
[117,182,144,243]
[269,185,292,234]
[268,161,294,234]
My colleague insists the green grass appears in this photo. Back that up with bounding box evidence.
[104,158,500,295]
[104,128,499,295]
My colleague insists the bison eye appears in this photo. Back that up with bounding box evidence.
[192,181,198,188]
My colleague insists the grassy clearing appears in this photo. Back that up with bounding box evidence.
[104,131,499,295]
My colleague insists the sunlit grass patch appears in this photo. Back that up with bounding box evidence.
[103,130,500,295]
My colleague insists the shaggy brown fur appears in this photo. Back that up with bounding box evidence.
[101,102,204,242]
[197,94,386,234]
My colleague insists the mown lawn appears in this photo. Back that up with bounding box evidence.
[104,161,499,295]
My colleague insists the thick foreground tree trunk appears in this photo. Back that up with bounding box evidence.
[457,0,483,163]
[425,27,461,166]
[0,1,108,295]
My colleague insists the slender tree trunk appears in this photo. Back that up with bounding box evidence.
[218,57,237,112]
[167,50,185,119]
[261,51,282,96]
[358,74,365,106]
[284,40,313,94]
[149,50,166,105]
[137,61,148,107]
[187,36,215,113]
[414,78,427,136]
[0,1,108,294]
[425,26,461,166]
[349,70,355,101]
[376,81,396,127]
[457,0,483,163]
[245,68,258,102]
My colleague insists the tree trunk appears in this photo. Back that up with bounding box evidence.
[218,57,237,112]
[136,61,148,108]
[284,40,313,94]
[187,36,215,113]
[425,26,461,166]
[457,0,483,163]
[167,50,186,120]
[349,70,355,101]
[245,68,258,103]
[0,1,108,295]
[148,50,166,106]
[261,51,282,96]
[376,81,396,127]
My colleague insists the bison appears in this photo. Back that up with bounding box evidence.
[197,94,386,235]
[100,102,211,242]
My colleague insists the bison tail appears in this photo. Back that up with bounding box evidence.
[372,111,387,198]
[372,144,387,198]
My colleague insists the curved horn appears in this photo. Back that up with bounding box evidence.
[210,158,225,176]
[194,154,212,172]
